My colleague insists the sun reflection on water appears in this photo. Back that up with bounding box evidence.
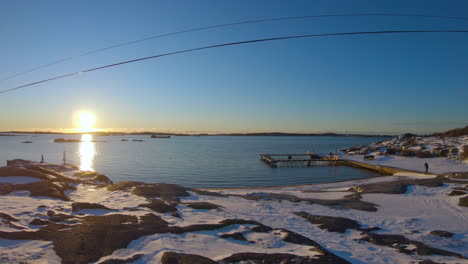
[79,134,95,171]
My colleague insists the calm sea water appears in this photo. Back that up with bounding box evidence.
[0,134,387,188]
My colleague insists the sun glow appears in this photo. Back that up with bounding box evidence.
[75,111,99,133]
[80,112,95,130]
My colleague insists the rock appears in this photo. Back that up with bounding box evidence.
[15,180,71,200]
[108,182,190,203]
[29,218,49,225]
[0,166,49,179]
[71,202,115,212]
[0,183,14,195]
[350,181,408,194]
[398,133,417,141]
[458,195,468,207]
[0,212,19,222]
[220,232,248,241]
[189,189,226,197]
[294,212,362,233]
[222,252,351,264]
[0,217,351,264]
[184,202,222,211]
[139,200,177,213]
[448,190,466,196]
[6,159,36,166]
[360,233,464,258]
[418,260,442,264]
[73,171,112,184]
[243,192,378,212]
[98,254,144,264]
[250,225,273,233]
[21,141,33,143]
[160,251,216,264]
[54,138,81,143]
[429,230,454,238]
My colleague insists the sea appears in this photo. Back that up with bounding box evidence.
[0,134,389,188]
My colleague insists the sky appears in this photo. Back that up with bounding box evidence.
[1,0,467,134]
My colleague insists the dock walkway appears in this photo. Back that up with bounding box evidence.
[260,154,340,167]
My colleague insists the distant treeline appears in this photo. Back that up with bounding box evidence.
[0,131,394,137]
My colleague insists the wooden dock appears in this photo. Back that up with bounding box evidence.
[260,154,340,168]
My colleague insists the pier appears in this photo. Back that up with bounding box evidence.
[260,153,340,168]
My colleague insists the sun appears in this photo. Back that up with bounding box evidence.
[79,112,95,131]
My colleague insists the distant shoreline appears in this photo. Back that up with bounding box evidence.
[0,131,395,138]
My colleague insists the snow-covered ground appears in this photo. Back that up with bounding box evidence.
[344,154,468,174]
[0,161,467,264]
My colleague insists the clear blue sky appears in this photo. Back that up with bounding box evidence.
[1,0,467,134]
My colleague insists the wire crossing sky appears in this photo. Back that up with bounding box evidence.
[1,0,467,134]
[1,13,468,83]
[1,30,468,95]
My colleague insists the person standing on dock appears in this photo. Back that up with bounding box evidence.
[424,162,429,173]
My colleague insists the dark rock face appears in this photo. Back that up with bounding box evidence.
[458,195,468,207]
[97,254,144,264]
[71,202,115,212]
[0,166,49,179]
[250,225,273,233]
[350,181,408,194]
[29,218,49,225]
[0,183,14,195]
[242,192,378,212]
[0,212,19,222]
[189,189,226,197]
[360,233,464,258]
[15,180,71,200]
[220,232,248,241]
[222,252,350,264]
[73,171,112,184]
[294,212,362,233]
[448,190,466,196]
[0,216,352,264]
[184,202,222,211]
[429,230,454,238]
[0,214,170,264]
[139,200,178,213]
[350,178,445,196]
[160,251,216,264]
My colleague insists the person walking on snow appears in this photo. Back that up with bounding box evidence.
[424,162,429,173]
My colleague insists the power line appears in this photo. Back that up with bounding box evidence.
[1,30,467,95]
[2,13,468,82]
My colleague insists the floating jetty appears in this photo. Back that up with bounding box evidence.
[260,153,340,168]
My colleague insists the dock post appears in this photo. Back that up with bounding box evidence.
[63,151,66,165]
[40,154,44,163]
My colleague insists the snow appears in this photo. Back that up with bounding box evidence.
[0,176,43,184]
[68,184,148,210]
[1,161,467,264]
[0,239,61,264]
[344,154,468,174]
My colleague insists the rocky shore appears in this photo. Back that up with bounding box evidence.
[0,159,467,264]
[342,133,467,162]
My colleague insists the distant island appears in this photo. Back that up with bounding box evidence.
[0,131,395,138]
[2,126,466,138]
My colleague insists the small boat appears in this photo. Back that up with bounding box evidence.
[151,135,171,139]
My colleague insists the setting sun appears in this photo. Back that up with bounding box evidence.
[74,111,98,132]
[79,112,95,129]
